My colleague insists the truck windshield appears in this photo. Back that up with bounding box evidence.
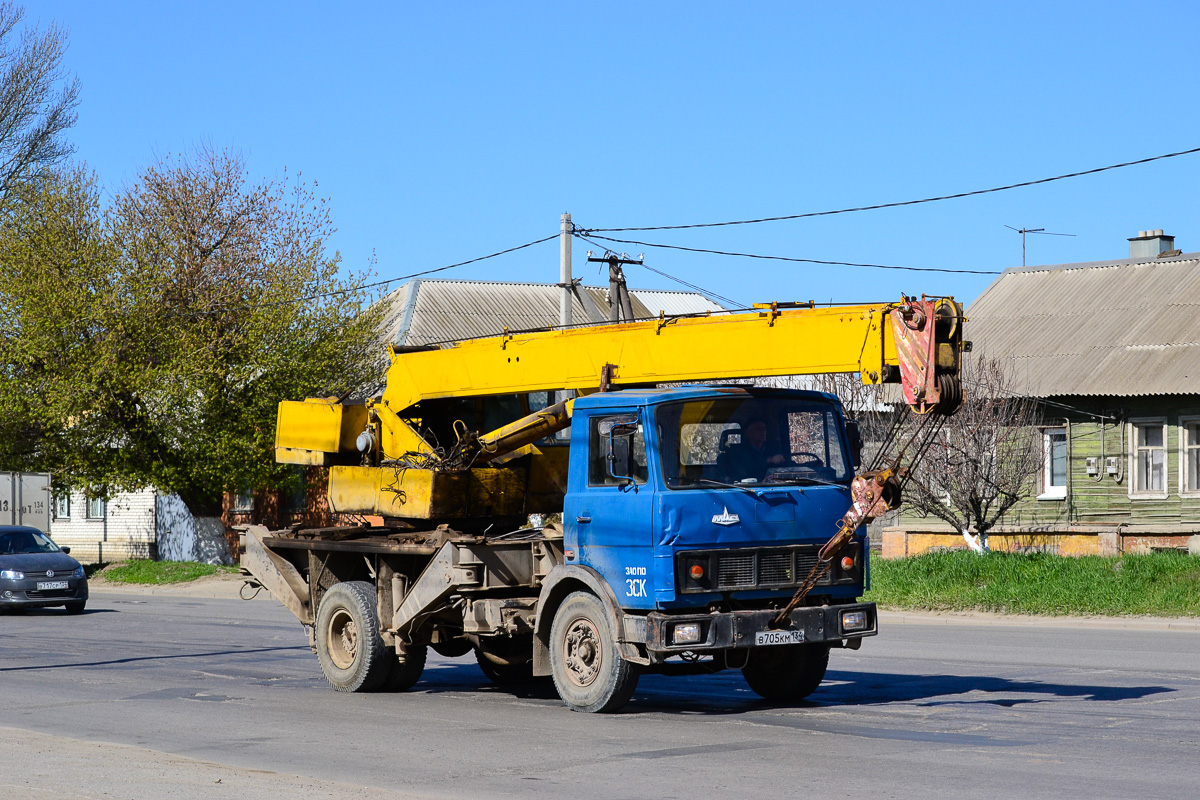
[656,396,852,488]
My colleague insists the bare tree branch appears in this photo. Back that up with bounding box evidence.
[0,2,79,198]
[899,356,1043,548]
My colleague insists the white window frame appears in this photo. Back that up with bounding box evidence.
[1180,415,1200,498]
[86,496,107,520]
[1038,427,1068,500]
[53,492,71,519]
[230,492,255,513]
[1128,417,1169,499]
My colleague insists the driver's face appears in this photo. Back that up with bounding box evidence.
[746,421,767,448]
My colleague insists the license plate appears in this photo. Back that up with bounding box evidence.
[755,629,805,646]
[37,581,69,591]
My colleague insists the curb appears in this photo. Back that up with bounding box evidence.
[87,576,250,600]
[879,609,1200,632]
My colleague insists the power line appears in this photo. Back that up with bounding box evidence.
[580,232,1002,275]
[640,262,746,308]
[579,145,1200,233]
[200,234,560,313]
[573,231,745,307]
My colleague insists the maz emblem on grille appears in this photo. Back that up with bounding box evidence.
[711,507,740,526]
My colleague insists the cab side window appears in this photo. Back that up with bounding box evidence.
[588,414,648,486]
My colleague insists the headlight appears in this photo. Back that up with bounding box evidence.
[672,623,702,645]
[73,566,85,578]
[841,610,869,632]
[0,570,24,580]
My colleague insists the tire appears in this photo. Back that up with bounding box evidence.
[383,644,427,692]
[315,581,391,692]
[742,643,830,702]
[549,592,640,713]
[64,601,86,615]
[430,637,472,658]
[474,635,536,685]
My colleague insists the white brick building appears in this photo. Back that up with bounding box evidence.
[50,489,230,565]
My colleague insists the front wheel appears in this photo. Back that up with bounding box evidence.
[549,592,640,713]
[742,643,830,702]
[315,581,391,692]
[64,601,86,615]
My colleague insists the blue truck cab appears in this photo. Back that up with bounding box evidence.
[548,385,877,699]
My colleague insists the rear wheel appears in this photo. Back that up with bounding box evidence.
[430,636,472,659]
[549,592,639,713]
[474,635,536,685]
[742,643,830,702]
[315,581,391,692]
[383,644,427,692]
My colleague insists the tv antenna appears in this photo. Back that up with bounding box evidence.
[1005,225,1076,267]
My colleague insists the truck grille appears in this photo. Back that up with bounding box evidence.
[680,544,858,594]
[716,555,755,588]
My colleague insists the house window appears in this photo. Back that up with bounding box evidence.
[86,496,106,519]
[231,492,255,513]
[1182,417,1200,496]
[53,492,71,519]
[1039,428,1068,500]
[1129,419,1167,497]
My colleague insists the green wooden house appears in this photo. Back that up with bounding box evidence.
[884,231,1200,558]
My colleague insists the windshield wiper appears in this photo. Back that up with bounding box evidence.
[690,478,764,496]
[767,475,849,489]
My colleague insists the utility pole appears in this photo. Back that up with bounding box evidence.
[588,251,642,322]
[559,213,573,328]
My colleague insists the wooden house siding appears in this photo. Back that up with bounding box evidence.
[889,396,1200,557]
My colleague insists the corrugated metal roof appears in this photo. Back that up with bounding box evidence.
[376,279,725,347]
[966,251,1200,397]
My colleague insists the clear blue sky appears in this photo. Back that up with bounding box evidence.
[41,1,1200,309]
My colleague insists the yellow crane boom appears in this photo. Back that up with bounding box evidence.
[274,296,962,521]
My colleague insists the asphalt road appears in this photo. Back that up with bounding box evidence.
[1,588,1198,800]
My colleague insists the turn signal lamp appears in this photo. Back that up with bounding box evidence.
[689,564,705,580]
[840,556,855,571]
[673,623,702,645]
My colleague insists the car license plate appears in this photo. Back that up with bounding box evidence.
[37,581,69,591]
[755,629,804,646]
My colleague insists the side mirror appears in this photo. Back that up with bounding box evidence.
[61,546,71,555]
[845,420,864,469]
[599,415,639,488]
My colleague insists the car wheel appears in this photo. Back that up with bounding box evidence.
[382,644,427,692]
[64,601,86,615]
[742,643,830,702]
[549,592,639,712]
[474,635,537,685]
[315,581,391,692]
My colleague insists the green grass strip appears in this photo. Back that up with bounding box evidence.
[866,551,1200,616]
[100,560,239,585]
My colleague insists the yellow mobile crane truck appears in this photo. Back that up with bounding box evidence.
[242,296,963,712]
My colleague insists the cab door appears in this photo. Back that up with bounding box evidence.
[563,409,657,610]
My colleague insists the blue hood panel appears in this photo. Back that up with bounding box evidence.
[657,486,850,551]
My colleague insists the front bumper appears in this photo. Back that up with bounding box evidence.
[643,601,877,654]
[0,577,88,608]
